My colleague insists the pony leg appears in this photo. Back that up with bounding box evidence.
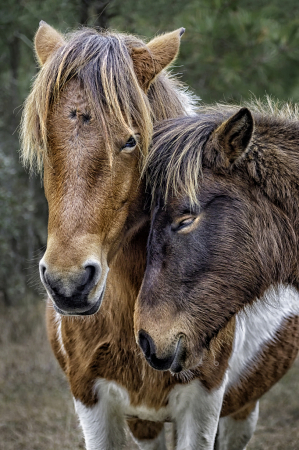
[128,419,167,450]
[215,401,259,450]
[171,379,226,450]
[172,424,177,449]
[74,397,127,450]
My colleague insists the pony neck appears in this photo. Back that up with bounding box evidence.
[245,126,299,227]
[243,124,299,285]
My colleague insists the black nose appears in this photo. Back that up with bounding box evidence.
[138,330,183,372]
[139,329,155,358]
[39,262,101,314]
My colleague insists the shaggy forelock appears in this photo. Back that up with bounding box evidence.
[146,113,221,206]
[146,97,299,206]
[20,27,197,174]
[21,29,152,173]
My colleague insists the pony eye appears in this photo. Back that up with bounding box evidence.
[178,217,195,229]
[121,136,137,152]
[172,216,196,232]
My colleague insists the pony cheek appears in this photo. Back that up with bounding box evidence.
[175,330,205,372]
[184,351,204,372]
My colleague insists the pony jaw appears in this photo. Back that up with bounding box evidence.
[52,281,107,316]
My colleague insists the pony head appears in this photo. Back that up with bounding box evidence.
[21,22,189,315]
[135,106,297,373]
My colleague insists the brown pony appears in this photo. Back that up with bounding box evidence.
[21,22,199,449]
[135,103,299,448]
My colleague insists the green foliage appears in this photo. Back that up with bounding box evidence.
[112,0,299,103]
[1,0,299,303]
[178,0,299,102]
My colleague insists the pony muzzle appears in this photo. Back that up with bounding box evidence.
[138,330,186,373]
[39,259,107,315]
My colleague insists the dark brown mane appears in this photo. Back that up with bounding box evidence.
[21,27,197,173]
[147,98,299,205]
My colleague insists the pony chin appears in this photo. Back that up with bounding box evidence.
[53,288,105,316]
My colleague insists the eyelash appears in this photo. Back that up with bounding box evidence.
[171,216,196,232]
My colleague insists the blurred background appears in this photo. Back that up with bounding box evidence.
[1,0,299,449]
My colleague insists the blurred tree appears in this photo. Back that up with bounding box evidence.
[79,0,120,28]
[111,0,299,102]
[0,0,79,303]
[1,0,299,304]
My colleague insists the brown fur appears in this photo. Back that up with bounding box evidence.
[145,99,299,206]
[127,420,164,440]
[230,402,258,421]
[131,29,184,92]
[21,24,195,173]
[197,318,236,391]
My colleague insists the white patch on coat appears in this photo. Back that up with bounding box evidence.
[169,377,227,450]
[227,284,299,388]
[54,311,66,356]
[74,384,127,450]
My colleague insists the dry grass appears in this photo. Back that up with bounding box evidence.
[0,301,298,450]
[0,301,84,450]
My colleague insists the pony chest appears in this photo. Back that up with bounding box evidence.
[82,377,217,424]
[97,379,171,422]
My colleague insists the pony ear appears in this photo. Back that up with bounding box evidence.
[35,21,65,66]
[211,108,254,164]
[131,28,185,92]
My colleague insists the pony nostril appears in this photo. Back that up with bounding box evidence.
[39,262,57,295]
[138,332,186,372]
[39,261,48,285]
[138,330,155,358]
[77,265,96,292]
[85,265,95,282]
[79,262,101,293]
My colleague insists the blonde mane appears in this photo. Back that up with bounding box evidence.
[20,27,198,174]
[147,97,299,205]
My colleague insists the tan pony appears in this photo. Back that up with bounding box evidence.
[21,22,201,449]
